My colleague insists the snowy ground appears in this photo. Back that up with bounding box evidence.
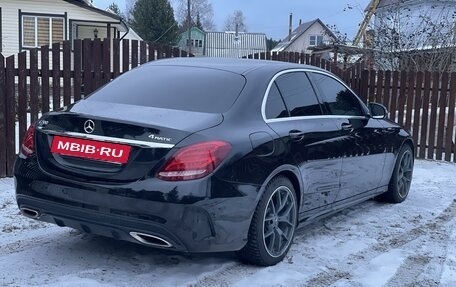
[1,160,456,287]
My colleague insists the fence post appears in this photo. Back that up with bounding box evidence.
[112,39,121,78]
[436,72,449,160]
[397,71,407,127]
[83,39,93,96]
[5,56,15,176]
[30,49,39,124]
[383,70,392,111]
[102,38,111,84]
[390,71,399,122]
[419,71,431,159]
[63,41,71,106]
[427,72,440,159]
[131,40,138,68]
[52,42,61,110]
[73,39,82,101]
[0,54,6,177]
[92,38,102,91]
[122,39,129,73]
[412,72,423,155]
[18,52,27,147]
[140,41,147,64]
[359,69,369,103]
[446,73,456,162]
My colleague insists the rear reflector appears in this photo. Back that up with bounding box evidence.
[157,141,231,181]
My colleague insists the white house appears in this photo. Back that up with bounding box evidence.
[205,31,267,58]
[374,0,456,49]
[272,18,336,54]
[372,0,456,71]
[0,0,142,57]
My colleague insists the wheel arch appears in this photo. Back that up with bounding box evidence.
[257,164,302,212]
[400,138,415,158]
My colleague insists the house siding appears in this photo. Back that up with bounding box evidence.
[1,0,120,57]
[205,32,267,58]
[286,23,333,53]
[374,0,456,49]
[177,27,205,57]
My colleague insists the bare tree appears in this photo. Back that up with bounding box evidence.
[174,0,215,31]
[372,0,456,72]
[223,10,247,32]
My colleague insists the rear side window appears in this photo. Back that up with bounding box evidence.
[265,83,289,119]
[86,65,246,113]
[310,73,365,116]
[275,72,322,117]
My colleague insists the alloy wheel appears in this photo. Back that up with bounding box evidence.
[397,150,413,198]
[262,186,297,258]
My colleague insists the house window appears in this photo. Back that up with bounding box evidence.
[186,39,203,47]
[309,35,323,46]
[22,15,64,48]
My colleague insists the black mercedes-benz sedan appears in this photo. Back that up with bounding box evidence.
[14,58,414,266]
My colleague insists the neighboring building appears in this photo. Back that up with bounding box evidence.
[205,31,267,58]
[374,0,456,49]
[373,0,456,71]
[272,18,336,54]
[177,27,205,57]
[0,0,136,57]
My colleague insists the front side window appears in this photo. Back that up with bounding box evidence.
[310,73,365,116]
[22,15,64,48]
[274,72,322,117]
[309,35,323,46]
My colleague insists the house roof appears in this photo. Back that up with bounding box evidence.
[179,27,205,37]
[272,18,336,52]
[205,32,267,58]
[64,0,123,22]
[377,0,400,8]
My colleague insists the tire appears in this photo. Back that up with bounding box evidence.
[237,176,298,266]
[378,144,414,203]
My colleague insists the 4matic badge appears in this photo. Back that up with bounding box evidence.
[148,134,172,142]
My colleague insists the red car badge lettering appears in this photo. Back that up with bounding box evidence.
[51,136,130,164]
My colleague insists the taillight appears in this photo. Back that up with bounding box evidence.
[157,141,231,181]
[21,124,35,157]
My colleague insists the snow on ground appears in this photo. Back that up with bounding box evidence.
[1,160,456,287]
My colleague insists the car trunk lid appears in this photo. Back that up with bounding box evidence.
[35,100,223,182]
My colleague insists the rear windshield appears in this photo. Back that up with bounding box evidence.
[86,65,246,113]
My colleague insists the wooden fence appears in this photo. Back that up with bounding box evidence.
[0,38,191,177]
[0,39,454,177]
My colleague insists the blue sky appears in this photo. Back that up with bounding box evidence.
[93,0,371,40]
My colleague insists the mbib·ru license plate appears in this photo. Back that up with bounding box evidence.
[50,136,131,164]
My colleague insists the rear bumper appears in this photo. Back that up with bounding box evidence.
[17,195,191,250]
[14,158,259,253]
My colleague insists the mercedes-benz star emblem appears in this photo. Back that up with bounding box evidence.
[84,119,95,134]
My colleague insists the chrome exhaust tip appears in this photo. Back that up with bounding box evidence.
[129,232,173,248]
[20,207,40,219]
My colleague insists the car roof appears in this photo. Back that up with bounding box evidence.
[142,57,327,76]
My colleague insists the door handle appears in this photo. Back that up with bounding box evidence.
[289,130,305,141]
[341,123,353,131]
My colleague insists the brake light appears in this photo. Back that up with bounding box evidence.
[21,124,36,157]
[157,141,231,181]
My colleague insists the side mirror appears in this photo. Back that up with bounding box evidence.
[368,103,388,119]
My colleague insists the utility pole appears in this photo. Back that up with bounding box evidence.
[187,0,192,54]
